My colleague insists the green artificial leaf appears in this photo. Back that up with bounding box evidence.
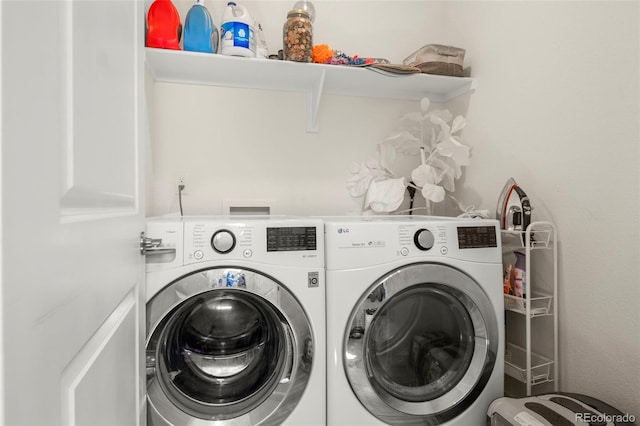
[378,141,397,171]
[437,137,470,166]
[429,157,456,192]
[427,109,453,123]
[365,177,407,212]
[450,115,466,134]
[421,183,445,203]
[411,164,438,187]
[400,111,424,123]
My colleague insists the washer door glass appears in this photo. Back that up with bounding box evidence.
[147,268,312,423]
[160,290,286,411]
[344,263,498,425]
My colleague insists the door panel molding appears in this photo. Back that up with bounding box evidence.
[61,288,138,426]
[59,0,140,222]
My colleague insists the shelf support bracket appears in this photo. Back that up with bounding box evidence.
[306,69,326,133]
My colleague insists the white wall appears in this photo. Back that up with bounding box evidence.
[147,0,450,216]
[146,0,640,418]
[438,1,640,418]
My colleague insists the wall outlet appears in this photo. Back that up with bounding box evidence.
[175,172,188,195]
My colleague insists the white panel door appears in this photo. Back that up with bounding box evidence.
[0,0,145,425]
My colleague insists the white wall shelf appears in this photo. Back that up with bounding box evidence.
[145,48,476,132]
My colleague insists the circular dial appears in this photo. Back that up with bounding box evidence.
[211,229,236,254]
[413,228,435,251]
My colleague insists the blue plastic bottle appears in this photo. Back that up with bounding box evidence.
[183,0,219,53]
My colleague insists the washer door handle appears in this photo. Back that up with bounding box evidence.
[279,323,295,384]
[146,351,156,378]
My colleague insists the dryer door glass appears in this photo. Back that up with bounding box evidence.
[366,284,475,402]
[147,268,313,423]
[344,263,499,424]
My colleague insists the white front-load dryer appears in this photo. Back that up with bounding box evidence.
[324,216,504,425]
[145,216,325,426]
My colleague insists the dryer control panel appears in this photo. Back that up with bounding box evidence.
[324,216,502,269]
[457,225,498,249]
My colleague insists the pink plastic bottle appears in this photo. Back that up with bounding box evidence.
[513,250,526,298]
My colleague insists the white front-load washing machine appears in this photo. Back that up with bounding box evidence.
[324,216,504,425]
[144,216,325,426]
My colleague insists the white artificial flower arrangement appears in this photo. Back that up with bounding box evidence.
[346,97,470,214]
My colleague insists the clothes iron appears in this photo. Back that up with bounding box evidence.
[496,178,532,233]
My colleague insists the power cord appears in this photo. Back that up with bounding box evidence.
[178,184,185,216]
[406,181,417,215]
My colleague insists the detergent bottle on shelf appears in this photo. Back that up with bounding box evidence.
[255,22,269,59]
[146,0,182,50]
[220,1,256,57]
[183,0,219,53]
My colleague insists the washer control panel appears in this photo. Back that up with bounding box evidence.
[211,229,236,254]
[266,226,317,252]
[413,228,435,251]
[181,218,324,267]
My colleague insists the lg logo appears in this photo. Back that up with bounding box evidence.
[337,228,350,234]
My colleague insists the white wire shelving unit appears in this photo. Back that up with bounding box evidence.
[501,221,558,396]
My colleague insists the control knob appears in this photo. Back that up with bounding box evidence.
[414,228,435,251]
[211,229,236,254]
